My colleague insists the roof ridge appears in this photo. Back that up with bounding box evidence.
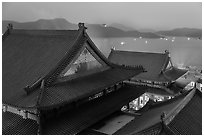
[163,88,196,125]
[23,24,86,95]
[160,53,170,73]
[85,32,113,66]
[43,30,86,86]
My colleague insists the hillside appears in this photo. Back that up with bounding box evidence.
[3,19,201,39]
[156,28,202,38]
[2,18,161,38]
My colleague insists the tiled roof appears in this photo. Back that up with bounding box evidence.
[3,26,144,109]
[2,111,38,135]
[164,89,202,135]
[164,67,187,81]
[108,50,168,81]
[108,50,187,82]
[78,129,107,135]
[2,85,146,135]
[114,91,188,135]
[146,87,174,96]
[3,29,80,107]
[114,89,201,135]
[41,85,147,134]
[40,68,143,109]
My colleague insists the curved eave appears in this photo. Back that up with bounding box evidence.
[163,67,188,82]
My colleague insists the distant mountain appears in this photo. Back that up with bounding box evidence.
[85,23,161,38]
[2,18,78,33]
[139,28,156,33]
[156,28,202,38]
[109,23,135,31]
[2,18,162,38]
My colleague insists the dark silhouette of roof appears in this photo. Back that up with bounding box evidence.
[2,111,38,135]
[3,23,145,110]
[114,92,186,134]
[3,29,80,106]
[113,88,201,135]
[163,89,202,135]
[164,67,188,81]
[108,50,187,82]
[3,85,147,135]
[39,68,141,109]
[42,85,147,135]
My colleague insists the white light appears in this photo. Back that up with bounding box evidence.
[188,37,190,40]
[134,38,137,41]
[172,39,174,42]
[160,38,163,40]
[103,24,107,27]
[145,41,148,44]
[139,37,142,39]
[165,38,168,41]
[121,42,125,45]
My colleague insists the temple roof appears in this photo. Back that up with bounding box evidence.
[163,89,202,135]
[3,29,80,106]
[108,50,187,82]
[113,88,201,135]
[3,85,147,135]
[42,85,146,135]
[113,92,187,134]
[6,68,141,109]
[3,23,144,109]
[2,111,38,135]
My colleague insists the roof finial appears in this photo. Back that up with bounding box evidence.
[78,22,87,30]
[7,23,13,31]
[165,50,170,57]
[111,47,116,51]
[165,50,169,54]
[160,111,166,122]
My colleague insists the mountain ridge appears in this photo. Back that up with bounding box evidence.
[2,18,161,38]
[156,28,202,38]
[2,18,202,39]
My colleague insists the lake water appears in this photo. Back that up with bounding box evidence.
[91,37,202,69]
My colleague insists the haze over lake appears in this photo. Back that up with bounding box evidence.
[91,37,202,69]
[3,2,202,70]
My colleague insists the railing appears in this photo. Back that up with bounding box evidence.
[2,104,38,122]
[124,80,174,95]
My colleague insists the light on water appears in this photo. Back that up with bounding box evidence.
[92,37,201,68]
[103,24,107,27]
[120,42,125,45]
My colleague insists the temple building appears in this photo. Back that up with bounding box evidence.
[108,49,188,110]
[108,49,187,87]
[2,23,201,135]
[2,23,145,135]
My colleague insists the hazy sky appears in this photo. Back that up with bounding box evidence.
[2,2,202,30]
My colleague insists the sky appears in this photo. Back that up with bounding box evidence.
[2,2,202,31]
